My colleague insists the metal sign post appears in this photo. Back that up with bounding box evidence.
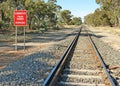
[24,27,26,51]
[15,26,18,51]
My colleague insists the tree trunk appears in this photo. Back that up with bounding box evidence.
[0,10,1,20]
[118,17,120,28]
[28,22,31,30]
[28,16,32,30]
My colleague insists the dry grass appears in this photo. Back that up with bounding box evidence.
[89,26,120,51]
[93,26,120,36]
[63,25,80,29]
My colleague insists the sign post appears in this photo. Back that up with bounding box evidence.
[15,27,18,50]
[14,10,27,51]
[24,27,25,51]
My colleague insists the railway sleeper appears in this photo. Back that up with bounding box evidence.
[57,75,105,86]
[66,64,97,70]
[63,68,102,76]
[57,81,105,86]
[57,69,105,86]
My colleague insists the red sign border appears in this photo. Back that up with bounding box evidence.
[14,10,27,26]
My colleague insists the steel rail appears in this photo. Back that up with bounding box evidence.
[86,29,116,86]
[42,28,82,86]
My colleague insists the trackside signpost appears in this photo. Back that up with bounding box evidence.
[14,10,27,26]
[14,10,27,51]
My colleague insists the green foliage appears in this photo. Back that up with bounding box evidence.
[70,17,82,25]
[85,0,120,27]
[58,10,82,26]
[96,0,100,4]
[60,10,72,25]
[84,13,94,26]
[0,20,4,29]
[0,0,62,32]
[84,9,112,26]
[0,0,82,32]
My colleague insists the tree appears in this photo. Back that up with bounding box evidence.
[0,0,16,28]
[60,10,72,25]
[84,9,112,26]
[0,0,80,32]
[70,17,82,25]
[45,0,61,29]
[85,0,120,27]
[96,0,120,27]
[84,13,94,26]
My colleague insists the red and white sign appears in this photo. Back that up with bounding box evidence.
[14,10,27,26]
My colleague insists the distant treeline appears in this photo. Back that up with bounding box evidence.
[84,0,120,27]
[0,0,82,32]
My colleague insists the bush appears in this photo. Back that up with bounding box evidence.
[0,20,4,29]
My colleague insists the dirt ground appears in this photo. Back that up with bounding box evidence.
[0,28,78,69]
[0,26,120,69]
[89,26,120,52]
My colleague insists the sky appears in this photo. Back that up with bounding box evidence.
[57,0,100,21]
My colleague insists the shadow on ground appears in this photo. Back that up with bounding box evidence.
[0,51,56,84]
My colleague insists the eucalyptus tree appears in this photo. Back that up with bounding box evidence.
[70,17,82,25]
[84,13,94,26]
[0,0,62,31]
[96,0,120,27]
[60,10,72,25]
[24,0,61,31]
[0,0,16,28]
[25,0,39,29]
[46,0,61,29]
[33,0,48,31]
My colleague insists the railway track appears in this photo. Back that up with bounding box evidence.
[42,27,117,86]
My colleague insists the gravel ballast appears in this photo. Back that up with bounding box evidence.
[0,29,77,85]
[0,26,120,85]
[90,30,120,85]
